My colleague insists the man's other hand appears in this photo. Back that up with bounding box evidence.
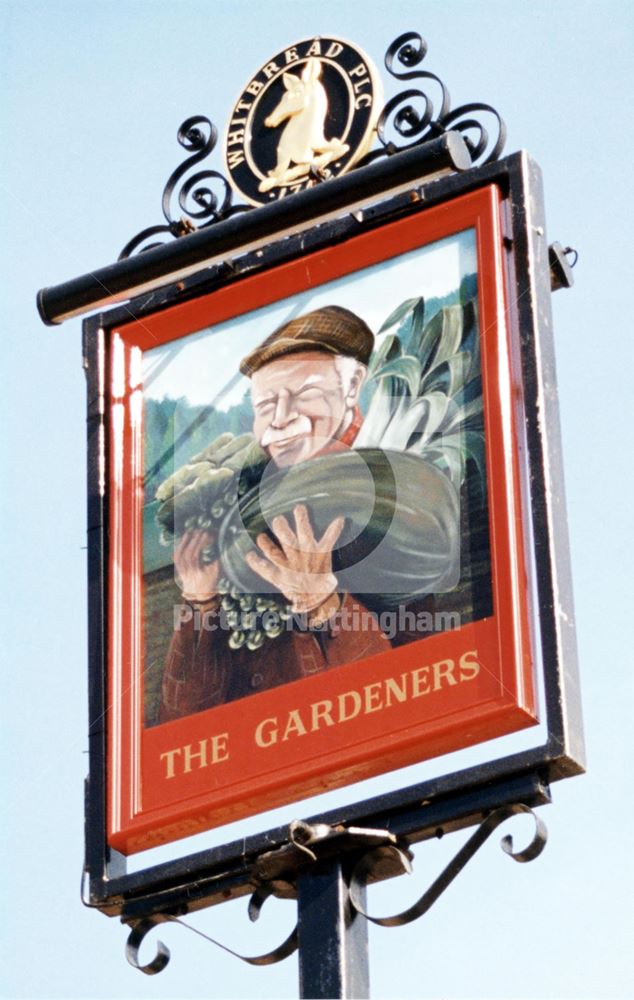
[245,504,344,613]
[174,530,219,602]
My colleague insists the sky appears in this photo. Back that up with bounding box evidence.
[1,2,633,999]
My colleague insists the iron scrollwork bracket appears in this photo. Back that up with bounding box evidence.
[122,805,545,975]
[124,895,298,977]
[349,803,547,928]
[118,115,249,260]
[358,31,506,170]
[121,820,396,976]
[118,30,506,260]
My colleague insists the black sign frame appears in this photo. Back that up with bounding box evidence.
[81,149,584,921]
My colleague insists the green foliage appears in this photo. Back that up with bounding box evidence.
[357,280,486,499]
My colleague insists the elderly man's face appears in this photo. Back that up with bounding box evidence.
[251,351,364,467]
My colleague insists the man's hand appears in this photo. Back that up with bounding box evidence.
[245,504,344,614]
[174,530,219,602]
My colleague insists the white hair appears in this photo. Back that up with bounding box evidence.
[334,354,367,393]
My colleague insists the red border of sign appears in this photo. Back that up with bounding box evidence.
[107,184,537,855]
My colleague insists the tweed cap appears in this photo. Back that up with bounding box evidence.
[239,305,374,376]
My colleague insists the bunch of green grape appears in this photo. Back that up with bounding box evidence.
[216,578,292,652]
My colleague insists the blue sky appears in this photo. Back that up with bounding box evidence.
[2,2,633,998]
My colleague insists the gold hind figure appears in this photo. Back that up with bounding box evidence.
[259,58,349,193]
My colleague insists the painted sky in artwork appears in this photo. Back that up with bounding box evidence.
[143,230,477,408]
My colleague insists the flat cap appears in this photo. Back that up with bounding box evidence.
[240,305,374,376]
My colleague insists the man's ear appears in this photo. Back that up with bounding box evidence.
[345,364,367,405]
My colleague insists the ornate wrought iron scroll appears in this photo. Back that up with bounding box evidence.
[124,888,298,976]
[118,116,249,259]
[123,805,545,975]
[349,803,546,928]
[119,31,506,259]
[358,31,506,168]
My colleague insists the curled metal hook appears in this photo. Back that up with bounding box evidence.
[384,32,450,119]
[124,889,298,976]
[349,803,547,927]
[438,102,507,165]
[500,809,548,862]
[385,32,429,73]
[125,917,171,975]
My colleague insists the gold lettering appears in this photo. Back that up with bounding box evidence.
[283,709,308,741]
[262,60,280,80]
[306,39,322,56]
[284,46,299,64]
[311,699,335,731]
[235,99,251,113]
[183,739,208,773]
[385,674,408,706]
[411,666,431,697]
[350,62,367,78]
[338,690,362,722]
[433,659,457,690]
[364,681,383,714]
[255,717,278,747]
[459,649,480,681]
[325,41,343,58]
[226,129,245,146]
[355,94,372,109]
[160,748,181,779]
[227,149,245,169]
[246,79,263,96]
[160,735,230,778]
[354,79,370,94]
[210,732,229,763]
[251,649,480,752]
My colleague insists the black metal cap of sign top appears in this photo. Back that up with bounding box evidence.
[39,30,582,1000]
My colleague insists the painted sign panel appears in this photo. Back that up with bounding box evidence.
[107,184,537,854]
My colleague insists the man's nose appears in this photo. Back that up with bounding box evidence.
[272,391,297,428]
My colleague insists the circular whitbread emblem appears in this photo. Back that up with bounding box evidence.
[223,37,382,206]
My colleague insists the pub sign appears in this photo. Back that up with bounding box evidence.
[37,32,583,917]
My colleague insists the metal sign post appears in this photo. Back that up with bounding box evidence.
[38,30,582,999]
[297,857,369,999]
